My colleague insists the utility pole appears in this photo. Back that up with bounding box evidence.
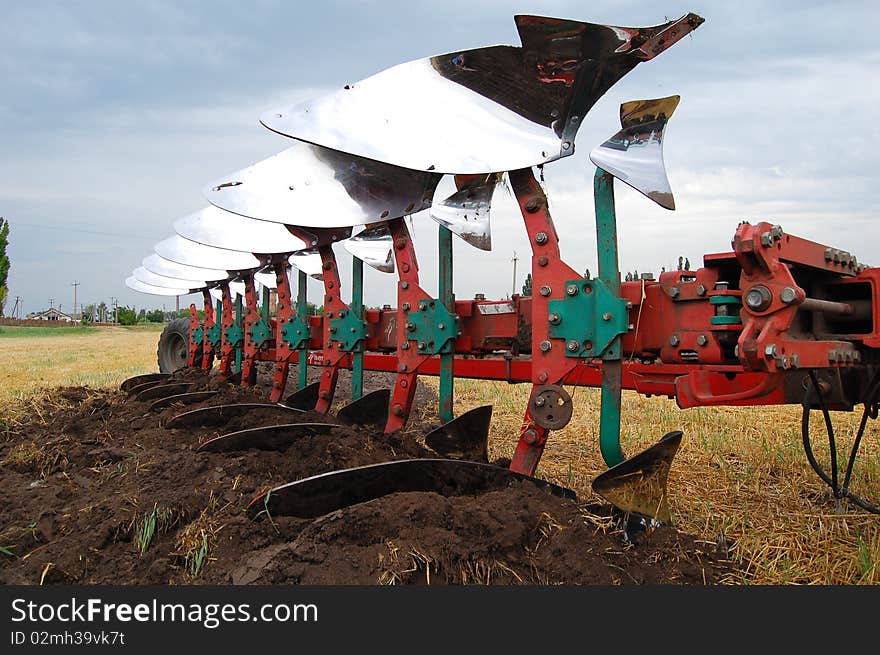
[11,296,21,319]
[110,297,118,324]
[49,298,54,309]
[71,281,80,320]
[511,251,519,299]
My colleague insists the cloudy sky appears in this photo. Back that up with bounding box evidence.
[2,0,879,315]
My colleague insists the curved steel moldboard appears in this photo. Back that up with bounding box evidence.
[336,389,392,426]
[429,173,502,251]
[204,142,441,229]
[133,266,206,291]
[283,381,321,410]
[148,390,219,412]
[126,276,194,296]
[343,226,395,273]
[424,405,492,461]
[174,206,309,254]
[208,281,247,302]
[133,382,196,403]
[259,14,703,174]
[246,458,576,519]
[196,422,338,453]
[143,253,230,283]
[120,373,171,393]
[164,403,305,430]
[591,430,683,523]
[155,234,262,271]
[589,95,680,210]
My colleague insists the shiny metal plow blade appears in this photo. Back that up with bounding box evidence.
[164,403,304,430]
[424,405,492,462]
[283,381,321,410]
[133,383,196,403]
[260,14,703,174]
[589,95,680,210]
[429,174,502,251]
[197,422,337,453]
[147,391,219,412]
[336,389,391,426]
[591,431,683,523]
[343,226,395,272]
[247,458,576,520]
[120,373,171,393]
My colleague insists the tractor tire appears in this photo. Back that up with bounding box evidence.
[157,318,193,373]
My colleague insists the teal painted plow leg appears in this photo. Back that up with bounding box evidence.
[438,225,455,423]
[351,255,364,401]
[297,270,308,391]
[594,168,625,467]
[234,294,243,374]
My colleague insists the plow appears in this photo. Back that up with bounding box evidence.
[121,10,880,535]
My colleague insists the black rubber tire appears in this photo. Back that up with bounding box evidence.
[157,318,193,373]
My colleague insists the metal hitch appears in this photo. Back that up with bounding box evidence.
[246,458,576,520]
[164,403,305,430]
[196,422,338,453]
[337,389,391,426]
[591,430,683,523]
[424,405,493,462]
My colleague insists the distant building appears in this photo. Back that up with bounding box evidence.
[26,307,73,322]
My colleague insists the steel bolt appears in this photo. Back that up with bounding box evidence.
[715,281,730,291]
[745,285,773,312]
[566,284,579,296]
[537,371,549,383]
[765,344,778,357]
[549,313,561,325]
[402,302,410,311]
[602,312,612,321]
[401,281,409,289]
[535,232,549,245]
[401,342,410,350]
[567,340,580,352]
[696,284,707,296]
[790,353,800,369]
[696,334,708,347]
[391,404,404,416]
[525,198,541,214]
[669,335,680,347]
[780,287,798,304]
[669,287,680,298]
[438,323,445,330]
[760,231,774,247]
[539,285,552,297]
[319,391,329,400]
[398,363,408,372]
[406,322,416,332]
[538,256,549,267]
[418,342,426,350]
[523,428,538,444]
[419,301,427,311]
[770,225,784,239]
[534,397,546,408]
[539,340,552,352]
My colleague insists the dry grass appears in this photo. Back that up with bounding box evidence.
[0,324,164,405]
[1,323,877,584]
[445,378,880,585]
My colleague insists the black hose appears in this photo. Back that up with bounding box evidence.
[801,370,880,515]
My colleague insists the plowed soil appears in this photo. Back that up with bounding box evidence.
[0,367,734,585]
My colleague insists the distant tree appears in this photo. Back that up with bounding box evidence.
[145,309,164,323]
[116,306,137,325]
[521,273,532,297]
[0,217,9,316]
